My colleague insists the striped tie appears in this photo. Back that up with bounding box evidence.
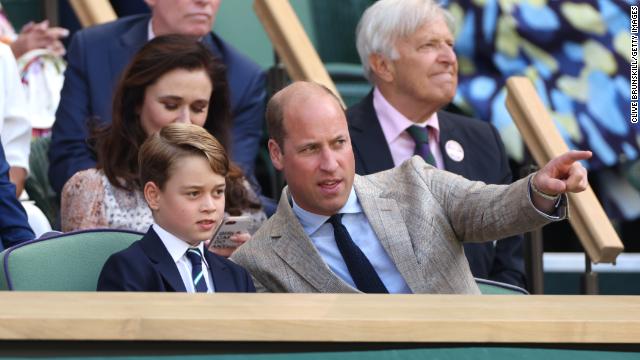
[185,248,208,293]
[406,125,436,166]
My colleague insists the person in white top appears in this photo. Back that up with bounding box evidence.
[0,42,50,236]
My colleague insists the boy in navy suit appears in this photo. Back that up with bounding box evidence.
[98,123,255,292]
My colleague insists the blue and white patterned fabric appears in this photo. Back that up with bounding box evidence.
[443,0,638,170]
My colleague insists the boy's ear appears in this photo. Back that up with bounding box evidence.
[268,139,284,171]
[143,181,161,211]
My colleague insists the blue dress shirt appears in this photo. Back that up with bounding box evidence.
[292,188,412,294]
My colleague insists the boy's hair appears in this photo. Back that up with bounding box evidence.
[139,123,229,190]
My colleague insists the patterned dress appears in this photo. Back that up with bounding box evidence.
[61,169,267,234]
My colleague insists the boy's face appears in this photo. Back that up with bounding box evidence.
[145,154,226,246]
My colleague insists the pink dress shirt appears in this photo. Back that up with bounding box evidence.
[372,87,444,169]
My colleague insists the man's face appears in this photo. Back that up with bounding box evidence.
[387,16,458,113]
[146,0,221,37]
[268,94,355,216]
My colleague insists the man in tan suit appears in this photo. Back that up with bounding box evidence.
[231,82,590,294]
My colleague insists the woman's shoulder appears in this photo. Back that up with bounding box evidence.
[63,168,105,194]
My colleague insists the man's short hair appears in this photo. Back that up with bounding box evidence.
[139,123,229,190]
[356,0,455,81]
[266,81,343,151]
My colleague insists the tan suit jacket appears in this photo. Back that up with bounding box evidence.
[232,157,566,294]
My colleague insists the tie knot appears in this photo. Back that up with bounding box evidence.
[186,247,203,265]
[327,214,344,227]
[406,125,429,144]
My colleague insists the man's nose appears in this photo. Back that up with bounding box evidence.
[319,148,339,172]
[439,44,457,64]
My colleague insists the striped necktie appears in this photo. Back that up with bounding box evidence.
[185,248,208,293]
[406,125,436,166]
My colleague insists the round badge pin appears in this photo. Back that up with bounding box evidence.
[445,140,464,162]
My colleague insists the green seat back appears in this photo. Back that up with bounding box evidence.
[476,278,529,295]
[0,229,143,291]
[24,136,58,227]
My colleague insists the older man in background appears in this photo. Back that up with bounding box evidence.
[346,0,526,287]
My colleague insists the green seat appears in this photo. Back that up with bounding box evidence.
[0,229,143,291]
[24,136,58,227]
[476,278,529,295]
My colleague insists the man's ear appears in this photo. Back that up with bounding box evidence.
[369,53,394,83]
[143,181,161,211]
[268,139,284,171]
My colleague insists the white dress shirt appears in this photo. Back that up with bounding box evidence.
[153,223,215,293]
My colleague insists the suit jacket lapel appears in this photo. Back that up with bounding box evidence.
[271,189,357,293]
[110,15,150,85]
[348,91,395,174]
[202,32,222,59]
[438,111,470,177]
[139,228,186,292]
[203,251,234,292]
[353,176,429,293]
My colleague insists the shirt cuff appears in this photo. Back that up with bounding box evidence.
[527,177,567,220]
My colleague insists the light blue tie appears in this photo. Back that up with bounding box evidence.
[185,248,208,292]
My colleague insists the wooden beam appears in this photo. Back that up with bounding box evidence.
[0,292,638,343]
[253,0,344,107]
[68,0,117,28]
[505,76,624,264]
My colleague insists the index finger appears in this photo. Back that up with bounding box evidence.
[556,150,592,165]
[46,27,69,38]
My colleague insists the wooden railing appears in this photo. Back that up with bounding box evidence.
[0,292,637,343]
[506,77,624,264]
[253,0,344,107]
[68,0,117,28]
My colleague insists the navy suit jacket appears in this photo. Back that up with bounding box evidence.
[50,14,266,193]
[346,92,525,287]
[97,227,256,292]
[0,144,34,250]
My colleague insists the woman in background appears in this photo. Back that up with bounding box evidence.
[61,34,265,256]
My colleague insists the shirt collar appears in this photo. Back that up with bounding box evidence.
[152,223,207,265]
[147,19,206,42]
[147,20,155,41]
[292,187,362,236]
[373,86,441,144]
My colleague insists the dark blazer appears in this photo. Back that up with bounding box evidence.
[346,92,525,287]
[49,14,265,193]
[97,227,256,292]
[0,144,34,250]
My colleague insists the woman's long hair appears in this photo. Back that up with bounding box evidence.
[94,34,231,192]
[92,34,262,213]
